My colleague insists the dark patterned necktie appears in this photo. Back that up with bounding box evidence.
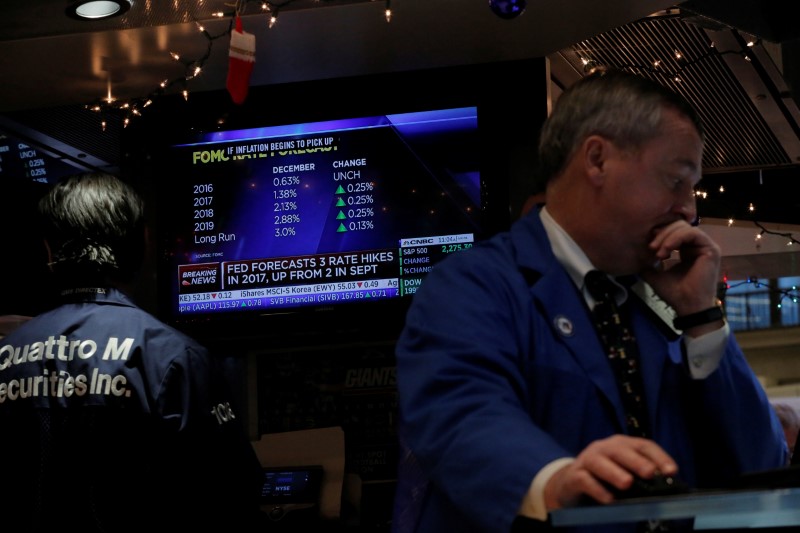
[585,270,651,438]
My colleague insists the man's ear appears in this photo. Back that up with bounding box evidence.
[583,135,609,186]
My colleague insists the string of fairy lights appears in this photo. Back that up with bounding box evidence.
[695,174,800,310]
[694,182,800,309]
[737,221,800,311]
[724,275,800,311]
[693,211,800,310]
[83,0,392,129]
[694,178,800,308]
[578,38,761,83]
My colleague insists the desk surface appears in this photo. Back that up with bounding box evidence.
[549,487,800,530]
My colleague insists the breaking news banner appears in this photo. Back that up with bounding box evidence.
[178,249,398,294]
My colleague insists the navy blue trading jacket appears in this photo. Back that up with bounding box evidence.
[0,287,263,532]
[393,209,786,533]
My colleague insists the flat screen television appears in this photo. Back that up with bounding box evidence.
[132,59,547,344]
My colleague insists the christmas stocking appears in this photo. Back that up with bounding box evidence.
[226,16,256,104]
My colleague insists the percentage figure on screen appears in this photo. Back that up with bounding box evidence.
[273,175,301,186]
[347,181,375,193]
[347,194,373,205]
[348,207,374,218]
[275,213,301,224]
[274,188,298,199]
[274,201,298,211]
[348,220,374,231]
[275,226,296,237]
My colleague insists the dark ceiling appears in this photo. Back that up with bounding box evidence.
[0,0,381,171]
[0,0,678,172]
[1,0,800,225]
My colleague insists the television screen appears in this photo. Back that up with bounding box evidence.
[163,106,484,324]
[136,59,546,343]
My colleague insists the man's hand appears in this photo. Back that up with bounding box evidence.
[641,220,721,317]
[543,435,678,510]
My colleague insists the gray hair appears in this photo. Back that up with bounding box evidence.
[537,69,704,184]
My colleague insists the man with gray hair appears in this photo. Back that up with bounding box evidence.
[392,70,786,533]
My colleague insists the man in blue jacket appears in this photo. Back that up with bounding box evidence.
[392,69,787,532]
[0,172,264,531]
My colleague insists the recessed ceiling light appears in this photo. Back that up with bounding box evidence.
[66,0,132,20]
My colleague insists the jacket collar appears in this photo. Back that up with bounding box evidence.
[510,208,672,433]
